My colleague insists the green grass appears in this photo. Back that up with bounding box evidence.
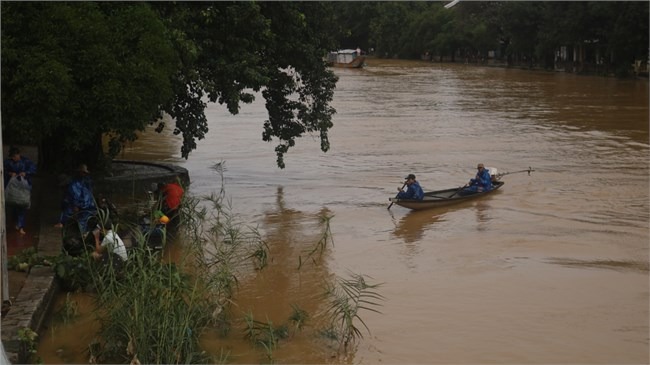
[52,163,383,363]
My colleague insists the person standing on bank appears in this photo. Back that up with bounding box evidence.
[397,173,424,200]
[153,180,184,219]
[3,147,37,235]
[55,164,96,230]
[467,163,492,192]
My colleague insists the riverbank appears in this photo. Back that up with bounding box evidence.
[1,160,189,363]
[367,55,649,79]
[2,172,63,363]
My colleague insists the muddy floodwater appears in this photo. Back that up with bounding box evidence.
[39,59,648,364]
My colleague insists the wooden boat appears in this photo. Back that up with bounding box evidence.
[389,181,505,210]
[326,49,366,68]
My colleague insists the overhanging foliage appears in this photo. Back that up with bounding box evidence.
[1,2,340,171]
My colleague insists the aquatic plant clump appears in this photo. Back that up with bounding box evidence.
[89,245,215,364]
[85,176,272,363]
[321,273,385,354]
[52,164,383,363]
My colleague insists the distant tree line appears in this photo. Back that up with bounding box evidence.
[332,1,649,76]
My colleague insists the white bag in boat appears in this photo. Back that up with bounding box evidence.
[487,167,498,181]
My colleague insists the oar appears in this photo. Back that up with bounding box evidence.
[449,183,468,198]
[388,182,407,210]
[449,183,469,198]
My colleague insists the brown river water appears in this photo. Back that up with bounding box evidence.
[39,59,648,364]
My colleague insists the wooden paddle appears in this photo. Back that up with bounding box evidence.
[449,183,469,198]
[388,182,407,210]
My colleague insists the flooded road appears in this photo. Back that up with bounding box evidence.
[41,59,649,363]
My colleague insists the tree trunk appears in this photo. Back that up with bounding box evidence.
[0,119,9,305]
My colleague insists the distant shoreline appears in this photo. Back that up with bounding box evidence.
[363,55,649,80]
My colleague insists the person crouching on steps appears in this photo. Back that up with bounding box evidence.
[92,219,128,267]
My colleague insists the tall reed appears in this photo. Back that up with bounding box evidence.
[89,244,213,364]
[86,165,271,363]
[73,161,382,363]
[321,273,385,354]
[298,209,334,269]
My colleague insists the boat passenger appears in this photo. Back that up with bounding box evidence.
[467,163,492,192]
[397,174,424,200]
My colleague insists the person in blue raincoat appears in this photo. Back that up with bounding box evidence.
[467,163,492,192]
[397,173,424,200]
[3,147,37,235]
[55,164,96,231]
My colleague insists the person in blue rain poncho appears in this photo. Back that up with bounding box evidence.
[397,173,424,200]
[55,164,96,231]
[3,147,37,234]
[467,163,492,192]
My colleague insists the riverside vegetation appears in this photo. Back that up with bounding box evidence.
[14,167,384,364]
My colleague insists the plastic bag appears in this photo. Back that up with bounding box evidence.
[5,176,31,208]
